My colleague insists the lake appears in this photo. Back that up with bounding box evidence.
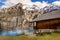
[0,29,34,36]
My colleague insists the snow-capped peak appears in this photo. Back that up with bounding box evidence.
[22,3,60,13]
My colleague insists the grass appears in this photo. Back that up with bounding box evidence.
[0,32,60,40]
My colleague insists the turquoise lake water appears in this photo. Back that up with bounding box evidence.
[0,29,34,36]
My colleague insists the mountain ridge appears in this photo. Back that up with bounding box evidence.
[0,3,60,30]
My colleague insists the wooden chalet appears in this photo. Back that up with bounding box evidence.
[30,9,60,33]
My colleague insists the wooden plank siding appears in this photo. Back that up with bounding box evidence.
[33,18,60,29]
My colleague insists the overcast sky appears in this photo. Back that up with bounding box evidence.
[0,0,60,8]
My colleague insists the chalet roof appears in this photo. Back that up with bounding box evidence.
[32,9,60,22]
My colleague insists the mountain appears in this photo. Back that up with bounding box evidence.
[22,4,60,14]
[23,4,60,21]
[0,3,24,30]
[0,3,60,30]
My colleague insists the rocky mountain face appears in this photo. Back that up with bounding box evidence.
[0,3,25,30]
[0,3,43,30]
[0,3,60,30]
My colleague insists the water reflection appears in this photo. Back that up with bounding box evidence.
[0,29,34,36]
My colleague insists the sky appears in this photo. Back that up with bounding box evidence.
[32,0,58,3]
[0,0,6,6]
[0,0,60,8]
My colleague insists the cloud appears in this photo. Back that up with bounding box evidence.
[1,0,21,8]
[37,1,49,8]
[1,0,60,9]
[1,0,49,8]
[52,1,60,6]
[20,0,33,5]
[1,0,34,8]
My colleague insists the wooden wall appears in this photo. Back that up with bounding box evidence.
[33,18,60,29]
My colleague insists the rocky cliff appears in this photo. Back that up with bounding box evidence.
[0,3,24,30]
[0,3,42,30]
[0,3,60,30]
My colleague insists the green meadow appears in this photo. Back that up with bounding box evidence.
[0,32,60,40]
